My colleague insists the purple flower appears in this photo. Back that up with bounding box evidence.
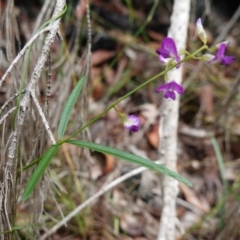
[156,37,181,68]
[156,81,184,100]
[208,43,235,65]
[123,115,141,132]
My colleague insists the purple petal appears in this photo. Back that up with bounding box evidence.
[124,115,141,132]
[158,54,167,63]
[215,44,227,58]
[196,18,203,28]
[156,48,169,58]
[164,91,176,100]
[155,82,171,92]
[169,81,184,94]
[208,44,226,64]
[130,125,139,132]
[156,81,184,100]
[162,37,180,63]
[157,37,180,67]
[221,56,235,65]
[216,41,230,49]
[208,43,235,66]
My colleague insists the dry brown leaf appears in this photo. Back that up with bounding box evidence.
[74,0,86,19]
[103,64,116,85]
[146,41,162,50]
[148,30,164,42]
[103,153,115,174]
[92,76,104,101]
[113,57,128,84]
[179,183,210,213]
[92,50,115,66]
[146,123,159,149]
[91,67,102,79]
[90,161,103,180]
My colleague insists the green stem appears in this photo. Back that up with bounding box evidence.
[21,45,207,169]
[60,45,207,143]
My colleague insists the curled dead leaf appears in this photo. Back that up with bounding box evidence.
[146,123,159,149]
[92,50,116,66]
[103,153,115,174]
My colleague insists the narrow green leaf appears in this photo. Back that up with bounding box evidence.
[58,76,87,139]
[22,145,59,201]
[67,140,192,187]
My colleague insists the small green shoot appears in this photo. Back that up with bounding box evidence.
[22,144,59,201]
[58,76,87,139]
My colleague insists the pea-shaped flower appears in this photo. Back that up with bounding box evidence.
[156,81,184,100]
[123,115,141,132]
[208,43,235,65]
[156,37,181,68]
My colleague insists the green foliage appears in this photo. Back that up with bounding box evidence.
[58,76,87,139]
[66,140,192,187]
[22,144,59,201]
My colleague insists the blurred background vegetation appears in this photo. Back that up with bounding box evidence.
[1,0,240,239]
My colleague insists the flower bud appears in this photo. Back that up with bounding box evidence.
[196,18,207,45]
[201,54,215,62]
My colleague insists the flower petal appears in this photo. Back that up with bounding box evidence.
[130,125,139,132]
[215,44,227,58]
[164,91,176,100]
[157,37,180,67]
[169,81,184,94]
[156,48,169,58]
[208,44,227,64]
[163,38,180,63]
[216,41,230,49]
[158,54,167,63]
[123,115,141,132]
[208,43,235,66]
[221,56,235,65]
[155,82,170,92]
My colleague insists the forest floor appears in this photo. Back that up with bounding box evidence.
[2,0,240,239]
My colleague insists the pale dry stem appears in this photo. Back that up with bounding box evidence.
[40,159,164,239]
[157,1,191,240]
[0,0,66,236]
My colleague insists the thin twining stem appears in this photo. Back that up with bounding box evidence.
[64,45,207,142]
[0,26,51,88]
[0,107,16,125]
[31,91,56,145]
[0,90,25,116]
